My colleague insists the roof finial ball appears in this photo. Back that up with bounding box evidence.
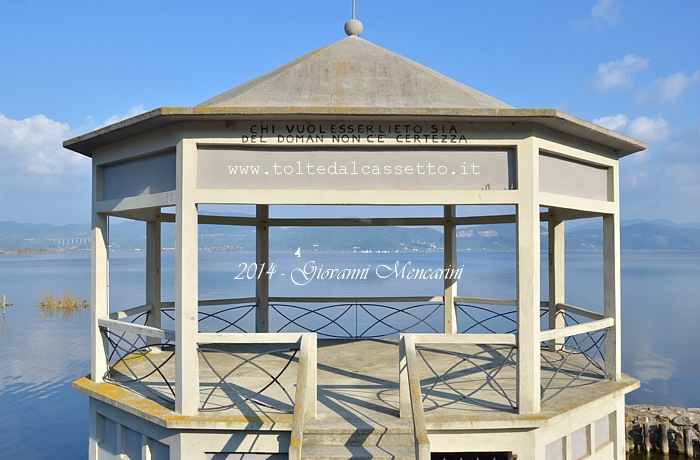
[344,18,363,37]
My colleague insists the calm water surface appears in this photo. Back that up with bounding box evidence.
[0,250,697,459]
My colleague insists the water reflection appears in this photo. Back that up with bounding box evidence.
[625,341,677,384]
[2,294,11,335]
[627,451,687,460]
[0,254,91,460]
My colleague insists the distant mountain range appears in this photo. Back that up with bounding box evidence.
[2,219,700,252]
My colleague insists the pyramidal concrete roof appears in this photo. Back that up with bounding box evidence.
[65,30,646,158]
[197,36,513,110]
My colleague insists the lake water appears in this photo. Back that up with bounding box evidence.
[0,250,698,459]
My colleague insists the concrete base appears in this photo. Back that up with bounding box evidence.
[75,339,638,459]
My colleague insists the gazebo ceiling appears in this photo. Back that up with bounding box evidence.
[197,36,513,110]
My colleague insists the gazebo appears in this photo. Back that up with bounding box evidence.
[66,19,643,460]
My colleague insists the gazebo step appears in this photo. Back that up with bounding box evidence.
[304,421,413,447]
[301,421,416,459]
[301,444,416,460]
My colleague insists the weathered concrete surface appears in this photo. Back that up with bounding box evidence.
[76,339,637,432]
[63,32,646,159]
[197,36,513,110]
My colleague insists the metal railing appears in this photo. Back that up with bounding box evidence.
[401,332,519,415]
[103,298,613,420]
[539,303,611,403]
[270,298,443,338]
[195,332,316,416]
[102,305,318,422]
[99,313,177,404]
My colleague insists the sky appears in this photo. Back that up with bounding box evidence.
[0,0,699,225]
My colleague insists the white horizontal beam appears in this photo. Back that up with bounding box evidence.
[540,317,614,342]
[454,214,517,225]
[198,297,257,307]
[548,208,603,221]
[196,188,519,206]
[108,304,152,320]
[197,214,258,226]
[455,296,517,307]
[95,191,175,213]
[539,191,616,214]
[197,332,306,345]
[557,303,605,321]
[270,296,444,304]
[98,318,175,340]
[408,332,517,346]
[164,213,439,227]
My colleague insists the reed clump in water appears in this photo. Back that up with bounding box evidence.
[38,291,89,319]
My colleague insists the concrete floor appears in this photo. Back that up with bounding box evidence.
[91,338,631,430]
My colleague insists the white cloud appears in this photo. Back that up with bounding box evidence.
[594,113,670,143]
[0,106,145,224]
[637,71,700,103]
[626,116,670,143]
[0,113,86,176]
[594,54,649,90]
[101,104,146,128]
[594,113,628,131]
[0,105,146,179]
[590,0,621,23]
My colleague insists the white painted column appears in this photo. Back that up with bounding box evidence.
[88,380,101,459]
[516,139,541,414]
[256,205,270,332]
[612,401,625,459]
[146,214,162,346]
[604,163,622,380]
[443,205,458,334]
[91,161,109,383]
[175,139,199,414]
[170,433,202,460]
[304,333,318,418]
[548,217,565,351]
[603,213,621,380]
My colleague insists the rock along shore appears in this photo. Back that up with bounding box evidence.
[627,404,700,457]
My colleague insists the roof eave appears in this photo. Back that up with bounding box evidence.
[63,106,646,158]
